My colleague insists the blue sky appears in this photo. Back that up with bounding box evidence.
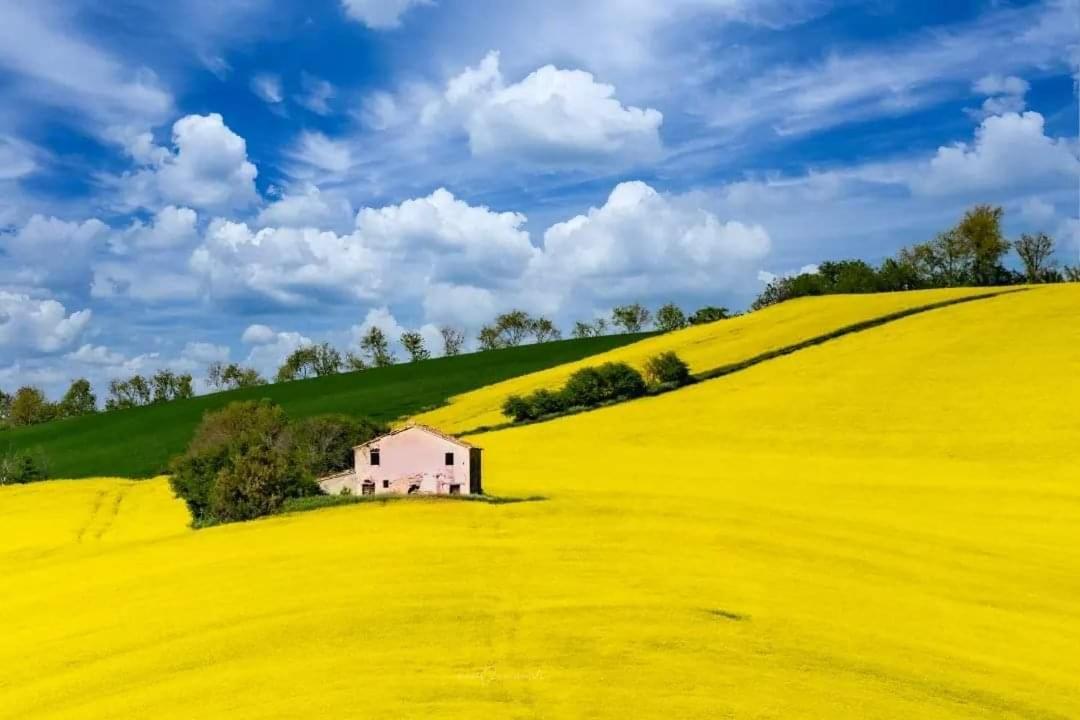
[0,0,1077,397]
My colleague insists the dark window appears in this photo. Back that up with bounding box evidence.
[449,484,461,495]
[445,451,454,465]
[382,479,390,489]
[361,481,375,496]
[370,448,380,466]
[408,483,420,494]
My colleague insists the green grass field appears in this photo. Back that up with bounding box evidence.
[0,334,648,478]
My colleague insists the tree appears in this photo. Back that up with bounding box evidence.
[0,449,48,485]
[9,387,53,426]
[208,362,265,390]
[59,379,97,418]
[876,257,924,292]
[359,327,395,367]
[654,304,687,332]
[956,204,1010,285]
[400,331,431,362]
[571,318,608,338]
[344,352,368,371]
[310,343,343,376]
[689,307,730,325]
[595,362,647,401]
[276,343,343,382]
[611,303,651,333]
[1014,232,1056,283]
[529,317,561,343]
[0,388,11,428]
[562,367,607,407]
[816,260,881,293]
[150,370,193,404]
[494,310,532,346]
[440,326,465,356]
[1064,265,1080,282]
[106,375,152,410]
[643,351,692,387]
[477,325,503,351]
[289,414,387,478]
[169,400,317,525]
[751,276,795,310]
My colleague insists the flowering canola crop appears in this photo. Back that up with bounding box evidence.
[1,285,1077,719]
[413,286,1007,433]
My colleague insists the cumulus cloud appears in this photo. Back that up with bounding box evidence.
[115,205,199,251]
[915,111,1079,196]
[340,0,430,29]
[530,181,770,302]
[0,291,92,353]
[425,51,663,166]
[241,327,313,376]
[192,187,535,306]
[287,131,353,178]
[257,184,354,233]
[113,113,259,212]
[349,306,442,358]
[181,341,230,364]
[1,214,110,289]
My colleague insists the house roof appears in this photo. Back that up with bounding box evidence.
[353,423,479,450]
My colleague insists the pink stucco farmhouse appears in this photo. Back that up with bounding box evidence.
[318,424,483,497]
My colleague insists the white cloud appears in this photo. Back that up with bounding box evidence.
[915,112,1079,196]
[181,341,230,364]
[1019,197,1056,225]
[0,291,92,353]
[117,205,199,251]
[241,328,313,376]
[257,184,353,233]
[967,74,1029,119]
[0,135,39,181]
[192,187,535,306]
[65,343,126,366]
[2,214,110,288]
[296,73,335,115]
[113,113,259,212]
[250,73,284,104]
[427,51,663,166]
[287,131,353,177]
[530,181,770,302]
[241,324,277,345]
[757,263,819,285]
[90,262,201,303]
[340,0,430,29]
[349,306,442,358]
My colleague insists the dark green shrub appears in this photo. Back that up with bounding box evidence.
[562,367,607,407]
[502,395,535,422]
[596,362,647,401]
[643,351,691,387]
[289,414,387,478]
[170,400,317,525]
[528,389,567,417]
[0,449,48,485]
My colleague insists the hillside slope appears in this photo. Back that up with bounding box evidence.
[0,333,647,478]
[1,285,1077,719]
[412,286,1006,433]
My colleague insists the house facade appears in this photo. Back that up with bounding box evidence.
[318,425,482,497]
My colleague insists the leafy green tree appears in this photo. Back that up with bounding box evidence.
[494,310,533,346]
[9,387,54,426]
[477,325,503,351]
[501,395,535,422]
[0,388,11,428]
[0,449,48,484]
[689,307,730,325]
[562,367,607,407]
[207,362,265,390]
[654,303,687,332]
[59,379,97,417]
[440,326,465,356]
[596,362,647,400]
[170,400,317,524]
[643,352,691,387]
[400,331,431,362]
[1064,265,1080,282]
[344,352,368,371]
[106,375,152,410]
[528,388,567,417]
[816,260,881,293]
[289,414,387,478]
[359,327,395,367]
[611,303,651,333]
[150,370,193,404]
[1014,232,1056,283]
[876,257,924,292]
[529,317,561,343]
[956,204,1010,285]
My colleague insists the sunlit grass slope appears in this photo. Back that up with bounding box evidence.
[2,285,1078,719]
[0,333,647,478]
[412,286,1005,433]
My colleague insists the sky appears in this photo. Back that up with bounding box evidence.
[0,0,1077,398]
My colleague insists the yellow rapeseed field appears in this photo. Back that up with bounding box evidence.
[412,286,1007,433]
[2,285,1077,719]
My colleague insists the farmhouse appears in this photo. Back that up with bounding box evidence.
[318,424,482,497]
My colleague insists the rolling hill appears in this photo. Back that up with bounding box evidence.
[2,284,1077,718]
[0,333,649,478]
[413,285,1009,433]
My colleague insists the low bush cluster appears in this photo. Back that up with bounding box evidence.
[169,400,386,525]
[0,449,49,485]
[502,353,693,423]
